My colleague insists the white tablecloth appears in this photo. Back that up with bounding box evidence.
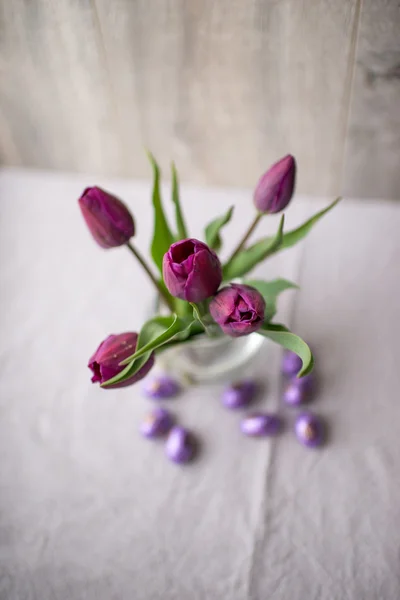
[1,168,400,600]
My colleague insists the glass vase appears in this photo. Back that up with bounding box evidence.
[157,329,266,383]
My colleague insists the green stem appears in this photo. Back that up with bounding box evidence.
[126,241,175,313]
[226,213,263,264]
[190,302,218,338]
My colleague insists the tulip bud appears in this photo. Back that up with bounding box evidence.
[209,284,265,337]
[78,186,135,248]
[88,332,154,388]
[254,154,296,214]
[162,238,222,303]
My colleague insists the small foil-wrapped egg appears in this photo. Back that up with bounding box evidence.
[281,350,303,377]
[240,412,282,437]
[165,426,196,463]
[221,380,257,409]
[140,407,174,438]
[294,412,324,448]
[142,375,180,400]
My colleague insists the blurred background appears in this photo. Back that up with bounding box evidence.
[1,0,399,200]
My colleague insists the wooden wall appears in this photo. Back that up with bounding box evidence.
[0,0,399,199]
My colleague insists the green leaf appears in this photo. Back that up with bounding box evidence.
[102,315,179,387]
[154,279,191,319]
[223,199,340,280]
[258,323,314,377]
[189,302,210,331]
[100,351,153,388]
[156,320,205,353]
[147,152,175,273]
[119,315,190,365]
[274,197,341,253]
[171,162,189,240]
[101,315,195,388]
[205,206,234,251]
[244,278,298,321]
[223,215,285,280]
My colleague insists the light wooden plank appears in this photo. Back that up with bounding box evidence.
[94,0,358,193]
[0,0,358,195]
[0,0,123,175]
[344,0,400,200]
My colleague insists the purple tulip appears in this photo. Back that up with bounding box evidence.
[222,380,257,409]
[140,407,174,438]
[240,412,282,437]
[142,375,180,400]
[78,186,135,248]
[88,332,154,388]
[254,154,296,214]
[209,284,265,337]
[162,238,222,302]
[294,412,324,448]
[165,427,195,463]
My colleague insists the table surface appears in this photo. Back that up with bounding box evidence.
[1,168,400,600]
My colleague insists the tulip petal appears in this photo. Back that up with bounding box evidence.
[88,332,154,389]
[187,248,221,303]
[254,154,296,214]
[79,187,134,248]
[244,278,298,321]
[209,283,265,337]
[163,238,222,303]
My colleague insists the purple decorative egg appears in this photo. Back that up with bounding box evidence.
[281,350,303,377]
[283,382,305,406]
[294,412,324,448]
[222,380,257,409]
[240,412,282,437]
[291,373,314,391]
[283,373,313,404]
[165,427,195,463]
[142,375,180,400]
[140,407,174,438]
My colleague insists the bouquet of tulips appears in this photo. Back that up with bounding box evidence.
[79,153,339,390]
